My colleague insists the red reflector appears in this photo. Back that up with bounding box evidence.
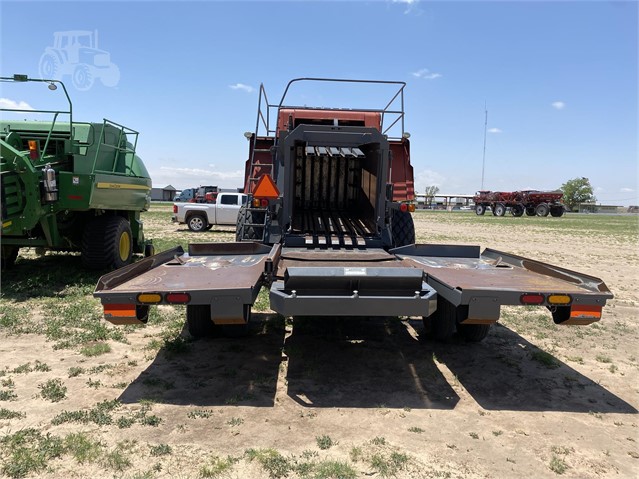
[400,203,408,212]
[260,198,269,207]
[67,195,83,200]
[166,293,190,304]
[521,293,545,305]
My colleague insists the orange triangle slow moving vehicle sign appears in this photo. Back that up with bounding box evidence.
[253,174,280,199]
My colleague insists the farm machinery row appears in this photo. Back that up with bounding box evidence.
[473,190,566,217]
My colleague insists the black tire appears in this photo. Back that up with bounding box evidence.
[457,323,491,342]
[187,305,218,338]
[550,205,565,217]
[391,209,416,247]
[236,206,264,242]
[525,207,536,216]
[511,204,524,217]
[475,204,486,216]
[423,297,463,342]
[144,243,155,257]
[535,203,550,217]
[494,203,506,217]
[82,216,133,270]
[187,213,208,232]
[1,246,18,270]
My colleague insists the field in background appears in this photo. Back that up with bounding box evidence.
[0,205,637,478]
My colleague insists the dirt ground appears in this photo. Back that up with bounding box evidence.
[1,210,637,478]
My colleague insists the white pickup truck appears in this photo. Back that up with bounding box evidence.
[172,192,248,232]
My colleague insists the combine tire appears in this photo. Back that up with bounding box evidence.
[82,216,133,270]
[391,209,416,247]
[187,213,208,232]
[550,205,565,217]
[494,203,506,217]
[475,204,486,215]
[1,246,18,270]
[535,203,550,217]
[457,323,492,342]
[511,204,524,217]
[187,305,218,338]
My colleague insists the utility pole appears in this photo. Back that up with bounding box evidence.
[481,102,488,190]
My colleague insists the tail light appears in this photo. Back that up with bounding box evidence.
[28,140,39,160]
[400,203,408,212]
[165,292,190,304]
[173,205,178,213]
[137,293,162,304]
[548,294,571,305]
[520,293,545,305]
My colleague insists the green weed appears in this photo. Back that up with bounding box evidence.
[64,432,102,463]
[315,434,336,450]
[38,378,67,402]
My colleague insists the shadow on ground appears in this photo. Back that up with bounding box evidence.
[118,315,636,413]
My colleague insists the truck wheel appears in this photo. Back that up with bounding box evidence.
[391,209,415,247]
[535,203,550,217]
[550,205,565,217]
[144,243,155,257]
[457,323,491,342]
[525,207,536,216]
[475,204,486,215]
[82,216,133,270]
[1,246,18,270]
[494,203,506,217]
[187,305,218,338]
[422,297,461,342]
[187,214,208,232]
[511,204,524,217]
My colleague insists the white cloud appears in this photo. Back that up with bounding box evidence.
[229,83,255,93]
[551,101,566,110]
[0,98,34,110]
[412,68,442,80]
[392,0,420,15]
[159,166,244,181]
[415,169,446,189]
[487,128,502,134]
[620,187,635,193]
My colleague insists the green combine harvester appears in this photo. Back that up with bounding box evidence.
[1,74,152,269]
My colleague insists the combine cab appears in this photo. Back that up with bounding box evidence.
[1,74,152,269]
[94,78,611,343]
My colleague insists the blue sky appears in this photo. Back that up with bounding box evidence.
[1,0,637,205]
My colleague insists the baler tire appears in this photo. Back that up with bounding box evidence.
[1,246,18,270]
[187,305,218,338]
[494,203,506,217]
[423,297,459,342]
[187,214,208,232]
[536,203,550,217]
[550,206,565,217]
[82,216,133,270]
[457,323,492,342]
[391,210,415,247]
[475,204,486,215]
[525,207,536,216]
